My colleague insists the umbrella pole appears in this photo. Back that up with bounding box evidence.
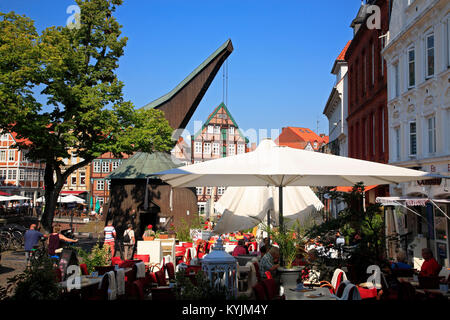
[279,186,284,233]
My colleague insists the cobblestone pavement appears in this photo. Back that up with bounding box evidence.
[0,236,101,290]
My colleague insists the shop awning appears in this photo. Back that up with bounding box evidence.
[331,185,379,193]
[376,197,450,221]
[60,190,87,195]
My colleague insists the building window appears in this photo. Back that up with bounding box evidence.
[394,62,400,98]
[214,126,220,134]
[426,33,435,78]
[8,169,16,180]
[196,187,203,196]
[97,197,104,206]
[427,116,436,154]
[96,180,104,191]
[106,179,111,190]
[198,203,205,214]
[80,172,86,186]
[93,161,101,173]
[194,142,202,154]
[212,143,220,155]
[372,114,376,156]
[111,160,120,171]
[71,175,77,185]
[237,144,245,154]
[409,121,417,156]
[0,150,5,161]
[206,187,213,195]
[229,127,235,135]
[19,169,24,181]
[203,142,211,155]
[217,187,226,195]
[0,169,6,180]
[228,144,236,156]
[101,161,109,173]
[207,125,214,134]
[8,150,14,161]
[408,47,415,88]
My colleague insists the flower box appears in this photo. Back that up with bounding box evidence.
[143,236,155,241]
[159,234,169,239]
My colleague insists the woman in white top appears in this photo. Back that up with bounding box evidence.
[123,224,135,260]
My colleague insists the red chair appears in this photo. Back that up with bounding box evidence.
[165,262,175,281]
[335,280,350,298]
[119,260,137,269]
[182,242,193,248]
[252,282,267,300]
[253,262,262,283]
[94,265,115,276]
[148,272,158,284]
[111,257,123,266]
[262,278,284,300]
[131,279,146,300]
[79,263,89,276]
[155,269,167,286]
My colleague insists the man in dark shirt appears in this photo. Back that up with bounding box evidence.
[24,224,44,265]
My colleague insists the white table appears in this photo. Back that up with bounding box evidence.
[284,286,337,301]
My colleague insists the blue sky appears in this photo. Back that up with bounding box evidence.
[1,0,361,143]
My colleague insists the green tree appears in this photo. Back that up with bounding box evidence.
[0,1,175,233]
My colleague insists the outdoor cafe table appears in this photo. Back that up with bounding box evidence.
[59,267,132,292]
[284,286,337,301]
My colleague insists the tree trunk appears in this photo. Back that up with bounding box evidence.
[40,163,63,234]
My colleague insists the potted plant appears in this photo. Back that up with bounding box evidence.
[143,225,155,241]
[158,231,169,239]
[168,223,176,239]
[266,223,305,288]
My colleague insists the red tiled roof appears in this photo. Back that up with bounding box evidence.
[336,40,352,61]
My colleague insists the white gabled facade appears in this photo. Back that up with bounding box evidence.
[323,42,350,158]
[382,0,450,268]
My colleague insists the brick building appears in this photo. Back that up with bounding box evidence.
[346,0,392,198]
[0,131,45,201]
[90,152,130,212]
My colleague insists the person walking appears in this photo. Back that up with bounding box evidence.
[123,224,135,260]
[104,220,117,258]
[47,225,78,257]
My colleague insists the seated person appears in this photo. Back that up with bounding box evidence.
[232,239,248,257]
[419,248,442,277]
[391,250,412,270]
[259,246,280,280]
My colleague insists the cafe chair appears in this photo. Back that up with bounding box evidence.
[237,262,257,298]
[262,278,285,300]
[357,286,378,300]
[338,283,361,300]
[86,275,110,301]
[111,257,123,266]
[155,269,168,286]
[335,280,351,299]
[131,279,146,300]
[133,254,150,263]
[252,282,267,300]
[165,262,176,281]
[320,268,347,294]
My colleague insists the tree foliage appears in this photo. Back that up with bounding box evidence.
[0,0,175,232]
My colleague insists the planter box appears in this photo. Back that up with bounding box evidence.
[168,233,176,239]
[143,236,155,241]
[159,234,169,239]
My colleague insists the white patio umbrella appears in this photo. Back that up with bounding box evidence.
[59,195,85,204]
[0,195,11,202]
[213,186,324,235]
[155,139,445,231]
[7,195,31,201]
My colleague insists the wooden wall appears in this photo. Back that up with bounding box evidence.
[104,179,199,240]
